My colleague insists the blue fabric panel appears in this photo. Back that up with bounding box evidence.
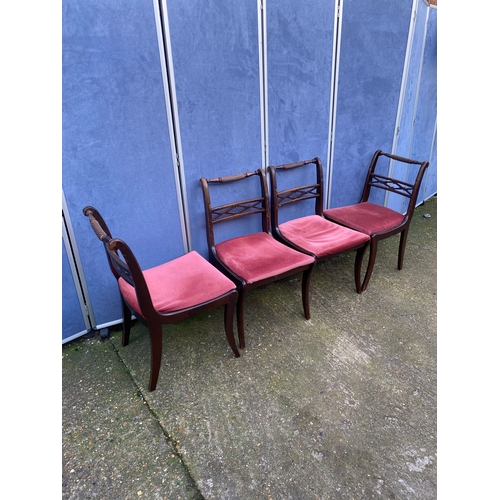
[329,0,414,209]
[411,5,437,203]
[62,240,88,341]
[62,0,184,327]
[167,0,263,254]
[266,0,335,167]
[266,1,335,223]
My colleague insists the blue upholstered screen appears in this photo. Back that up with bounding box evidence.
[62,0,185,332]
[62,0,437,340]
[329,0,414,209]
[166,0,263,254]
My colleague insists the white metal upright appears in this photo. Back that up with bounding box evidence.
[62,190,95,342]
[325,0,344,208]
[258,0,269,171]
[153,0,191,253]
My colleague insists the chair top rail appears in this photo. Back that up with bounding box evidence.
[201,170,268,225]
[83,206,112,242]
[270,158,319,171]
[204,170,259,184]
[379,150,425,165]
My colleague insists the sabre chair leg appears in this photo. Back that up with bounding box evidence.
[121,296,132,347]
[361,240,378,292]
[224,291,240,356]
[148,323,163,392]
[236,288,247,350]
[301,266,314,320]
[354,245,369,294]
[397,229,408,270]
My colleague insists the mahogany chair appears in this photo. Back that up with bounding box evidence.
[200,169,315,349]
[323,150,429,292]
[82,206,240,392]
[267,158,371,293]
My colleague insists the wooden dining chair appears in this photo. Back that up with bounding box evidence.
[323,150,429,291]
[83,206,240,391]
[267,158,371,293]
[200,169,315,350]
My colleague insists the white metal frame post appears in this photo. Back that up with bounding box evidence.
[62,190,95,343]
[154,0,192,253]
[258,0,269,172]
[325,0,343,208]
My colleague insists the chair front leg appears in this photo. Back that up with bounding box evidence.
[236,287,247,349]
[121,295,132,347]
[301,266,314,320]
[224,291,240,356]
[148,322,163,392]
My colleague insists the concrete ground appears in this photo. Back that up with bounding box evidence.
[62,196,437,500]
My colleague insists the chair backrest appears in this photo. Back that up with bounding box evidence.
[361,150,429,216]
[267,157,324,228]
[200,169,271,249]
[83,206,155,318]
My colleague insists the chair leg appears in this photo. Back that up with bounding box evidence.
[236,288,247,349]
[224,291,240,356]
[397,229,408,270]
[148,323,163,392]
[121,296,131,347]
[361,239,378,292]
[354,245,368,294]
[301,266,314,320]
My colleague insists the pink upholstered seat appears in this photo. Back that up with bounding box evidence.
[278,215,370,258]
[216,232,314,284]
[119,250,236,315]
[83,206,240,392]
[323,202,404,236]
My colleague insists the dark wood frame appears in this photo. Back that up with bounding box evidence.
[200,169,315,349]
[83,206,239,391]
[324,150,429,291]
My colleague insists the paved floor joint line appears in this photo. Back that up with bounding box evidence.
[108,335,206,500]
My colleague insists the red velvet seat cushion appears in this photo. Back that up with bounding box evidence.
[118,251,236,315]
[324,202,405,235]
[215,232,314,284]
[279,215,370,258]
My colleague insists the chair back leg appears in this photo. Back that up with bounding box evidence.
[301,267,314,320]
[148,323,163,392]
[121,297,132,347]
[236,288,248,349]
[224,291,240,357]
[398,229,409,270]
